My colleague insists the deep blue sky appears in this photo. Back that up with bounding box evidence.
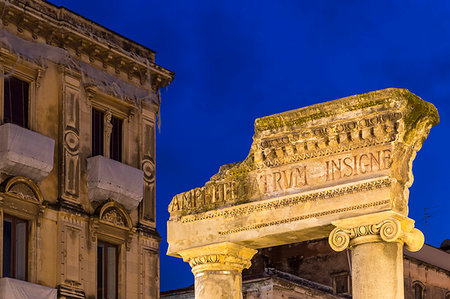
[52,0,450,291]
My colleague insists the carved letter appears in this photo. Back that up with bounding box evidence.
[359,154,370,174]
[382,149,392,169]
[273,172,282,191]
[370,151,381,171]
[343,157,353,177]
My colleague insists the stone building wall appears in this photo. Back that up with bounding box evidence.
[0,1,173,298]
[244,238,450,298]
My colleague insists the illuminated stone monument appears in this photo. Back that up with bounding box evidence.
[167,88,438,299]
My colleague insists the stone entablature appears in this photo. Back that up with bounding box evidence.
[169,89,438,220]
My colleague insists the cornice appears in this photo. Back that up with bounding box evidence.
[0,0,174,89]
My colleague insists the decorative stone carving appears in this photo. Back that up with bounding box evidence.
[102,208,126,227]
[90,201,133,251]
[139,121,156,223]
[98,200,132,229]
[179,242,257,274]
[328,211,424,252]
[3,176,43,203]
[178,243,257,299]
[60,80,81,205]
[104,110,112,158]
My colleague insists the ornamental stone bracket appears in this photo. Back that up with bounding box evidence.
[167,88,438,299]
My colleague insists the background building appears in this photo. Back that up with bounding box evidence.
[0,0,173,298]
[162,238,450,299]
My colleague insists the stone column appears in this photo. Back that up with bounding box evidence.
[328,211,424,299]
[178,242,257,299]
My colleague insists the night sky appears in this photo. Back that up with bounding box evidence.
[51,0,450,292]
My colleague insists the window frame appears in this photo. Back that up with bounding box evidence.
[0,176,45,284]
[97,240,119,299]
[0,50,41,131]
[331,271,351,295]
[2,213,28,280]
[412,280,425,299]
[87,89,131,163]
[3,76,30,128]
[90,201,133,299]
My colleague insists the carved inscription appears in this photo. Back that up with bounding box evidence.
[169,146,393,214]
[257,166,308,194]
[325,150,392,181]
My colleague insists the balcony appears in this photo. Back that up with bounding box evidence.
[0,277,57,299]
[0,123,54,182]
[87,155,144,211]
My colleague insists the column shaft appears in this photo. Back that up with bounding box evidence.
[351,239,404,299]
[194,269,242,299]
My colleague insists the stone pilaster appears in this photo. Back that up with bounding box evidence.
[178,242,257,299]
[328,211,424,299]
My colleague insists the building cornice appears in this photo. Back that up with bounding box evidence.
[0,0,174,90]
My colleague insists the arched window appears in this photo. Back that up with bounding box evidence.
[412,281,425,299]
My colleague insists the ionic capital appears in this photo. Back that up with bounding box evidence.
[328,211,424,252]
[178,242,257,275]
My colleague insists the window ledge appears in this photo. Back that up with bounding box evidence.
[0,123,55,182]
[0,277,57,299]
[87,155,143,211]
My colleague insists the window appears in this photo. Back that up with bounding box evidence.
[2,214,27,280]
[92,108,123,162]
[97,241,118,299]
[332,272,351,295]
[413,281,424,299]
[4,76,29,128]
[110,115,122,162]
[92,108,104,157]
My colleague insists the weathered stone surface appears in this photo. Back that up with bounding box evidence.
[167,88,438,255]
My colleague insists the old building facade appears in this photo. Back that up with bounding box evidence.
[0,0,173,298]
